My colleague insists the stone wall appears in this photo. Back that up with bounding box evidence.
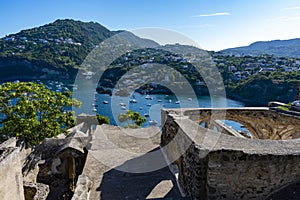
[0,147,25,200]
[206,151,300,199]
[161,109,300,200]
[23,182,49,200]
[71,175,93,200]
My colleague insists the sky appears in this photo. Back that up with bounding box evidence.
[1,0,300,51]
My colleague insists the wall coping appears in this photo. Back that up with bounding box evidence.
[163,108,300,156]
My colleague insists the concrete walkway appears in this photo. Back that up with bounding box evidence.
[81,125,186,200]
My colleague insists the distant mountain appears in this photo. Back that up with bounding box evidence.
[220,38,300,58]
[0,19,159,80]
[112,30,159,48]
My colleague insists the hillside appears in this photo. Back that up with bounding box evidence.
[0,19,114,68]
[0,19,158,80]
[220,38,300,58]
[227,75,298,106]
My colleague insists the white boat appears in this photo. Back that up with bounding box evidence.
[92,103,98,108]
[92,108,97,112]
[188,98,192,101]
[103,100,109,104]
[157,99,162,102]
[121,106,127,110]
[144,113,150,117]
[139,107,143,110]
[120,103,126,106]
[145,95,153,100]
[149,120,158,125]
[147,104,151,107]
[130,99,137,103]
[169,99,172,103]
[175,101,180,104]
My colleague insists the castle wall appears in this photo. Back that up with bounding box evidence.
[0,147,25,200]
[161,109,300,200]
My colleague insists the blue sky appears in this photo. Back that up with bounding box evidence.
[1,0,300,50]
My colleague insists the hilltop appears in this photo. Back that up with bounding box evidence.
[0,19,158,80]
[0,19,113,68]
[220,38,300,58]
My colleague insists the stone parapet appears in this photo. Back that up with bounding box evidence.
[161,108,300,199]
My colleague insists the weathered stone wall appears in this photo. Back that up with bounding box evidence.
[161,109,300,200]
[161,114,209,199]
[206,151,300,199]
[23,182,49,200]
[0,147,25,200]
[71,175,93,200]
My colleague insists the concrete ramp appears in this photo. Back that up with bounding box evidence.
[74,125,186,200]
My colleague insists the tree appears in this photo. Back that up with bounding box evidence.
[96,114,110,125]
[0,82,77,147]
[118,110,146,128]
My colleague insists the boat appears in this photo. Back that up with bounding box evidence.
[175,101,180,104]
[92,103,99,107]
[169,99,172,103]
[145,95,153,100]
[121,106,127,110]
[157,99,162,102]
[130,99,137,103]
[149,120,158,125]
[139,107,143,110]
[188,98,192,101]
[103,100,109,104]
[92,108,97,112]
[144,113,150,117]
[120,103,126,106]
[147,104,151,107]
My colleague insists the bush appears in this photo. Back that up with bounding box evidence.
[118,110,146,128]
[96,114,110,125]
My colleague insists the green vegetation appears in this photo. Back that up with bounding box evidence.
[0,82,78,147]
[72,98,83,108]
[227,73,298,105]
[118,110,146,128]
[0,19,113,69]
[96,114,110,125]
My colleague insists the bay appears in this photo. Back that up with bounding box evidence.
[72,80,245,130]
